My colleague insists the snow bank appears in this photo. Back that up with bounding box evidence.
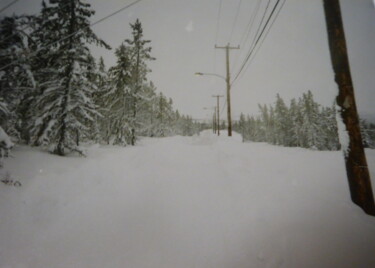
[0,131,374,268]
[0,126,14,159]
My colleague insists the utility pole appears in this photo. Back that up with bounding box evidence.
[212,95,224,136]
[204,106,217,134]
[323,0,375,216]
[215,43,240,136]
[213,110,217,134]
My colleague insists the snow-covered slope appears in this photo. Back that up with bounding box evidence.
[1,131,375,268]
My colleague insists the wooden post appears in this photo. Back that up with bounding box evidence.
[322,0,375,216]
[215,44,240,136]
[213,95,224,136]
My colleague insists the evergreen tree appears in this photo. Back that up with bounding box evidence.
[234,91,343,151]
[274,94,292,145]
[360,119,375,149]
[0,15,36,140]
[299,91,321,149]
[104,43,133,145]
[289,98,302,147]
[238,113,246,142]
[30,0,110,155]
[124,19,155,145]
[94,57,111,143]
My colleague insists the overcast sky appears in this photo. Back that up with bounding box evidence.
[3,0,375,121]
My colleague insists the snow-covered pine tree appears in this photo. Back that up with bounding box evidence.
[136,81,158,137]
[360,119,375,149]
[289,98,302,147]
[104,43,132,145]
[94,57,111,143]
[236,91,341,150]
[30,0,110,155]
[154,92,169,137]
[274,94,292,146]
[0,101,10,127]
[299,90,321,149]
[0,15,36,141]
[124,19,155,145]
[319,104,339,150]
[238,113,246,142]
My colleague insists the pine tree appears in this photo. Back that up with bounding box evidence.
[30,0,110,155]
[0,15,36,141]
[360,119,375,149]
[94,57,111,143]
[236,91,341,151]
[274,94,292,146]
[299,91,321,149]
[105,43,132,145]
[289,98,302,147]
[320,105,340,150]
[124,19,155,145]
[238,113,246,142]
[136,81,158,137]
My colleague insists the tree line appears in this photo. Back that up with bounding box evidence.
[234,91,375,150]
[0,0,200,156]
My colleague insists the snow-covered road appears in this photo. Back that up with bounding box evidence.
[1,131,375,268]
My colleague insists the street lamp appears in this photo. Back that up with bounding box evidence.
[195,72,226,81]
[195,72,233,136]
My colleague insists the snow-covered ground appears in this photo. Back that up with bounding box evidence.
[1,130,375,268]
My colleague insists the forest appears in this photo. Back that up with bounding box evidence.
[0,0,202,156]
[1,1,374,157]
[234,91,375,151]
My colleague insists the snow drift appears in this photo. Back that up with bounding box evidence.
[0,131,374,268]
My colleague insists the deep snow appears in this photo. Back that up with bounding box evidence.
[1,131,375,268]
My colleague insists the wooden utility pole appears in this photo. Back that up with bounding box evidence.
[322,0,375,216]
[212,95,224,136]
[215,43,240,136]
[213,110,217,134]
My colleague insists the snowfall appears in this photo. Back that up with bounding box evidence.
[1,131,375,268]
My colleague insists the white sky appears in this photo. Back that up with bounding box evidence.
[3,0,375,121]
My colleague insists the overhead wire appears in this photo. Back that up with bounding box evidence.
[0,0,143,72]
[0,0,20,14]
[228,0,242,43]
[213,0,223,73]
[230,0,262,71]
[240,0,272,70]
[236,0,286,84]
[231,0,285,86]
[220,98,227,119]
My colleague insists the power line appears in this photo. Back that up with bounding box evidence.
[231,0,285,86]
[233,0,281,84]
[231,0,262,70]
[0,0,20,14]
[90,0,142,27]
[0,0,143,72]
[213,0,223,73]
[236,0,286,84]
[220,98,227,117]
[243,0,272,66]
[233,0,271,73]
[214,0,223,45]
[228,0,242,43]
